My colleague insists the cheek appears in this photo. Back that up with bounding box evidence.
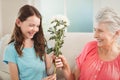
[37,28,39,31]
[26,26,34,31]
[35,28,39,32]
[20,26,25,32]
[20,24,28,31]
[103,34,113,42]
[99,33,105,38]
[105,33,114,40]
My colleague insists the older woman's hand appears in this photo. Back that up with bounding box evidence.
[54,55,74,80]
[55,55,69,69]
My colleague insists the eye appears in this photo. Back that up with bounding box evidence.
[37,25,39,28]
[98,29,103,32]
[93,28,96,32]
[29,24,34,27]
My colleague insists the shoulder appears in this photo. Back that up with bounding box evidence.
[85,41,97,46]
[4,42,17,54]
[5,42,15,50]
[7,42,15,47]
[81,41,97,54]
[84,41,97,49]
[76,41,98,69]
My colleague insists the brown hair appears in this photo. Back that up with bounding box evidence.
[9,4,45,60]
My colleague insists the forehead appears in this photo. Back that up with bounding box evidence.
[94,22,109,30]
[25,15,40,24]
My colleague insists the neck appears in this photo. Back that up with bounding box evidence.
[98,43,120,61]
[24,39,33,48]
[100,42,119,52]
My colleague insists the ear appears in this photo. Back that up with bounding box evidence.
[115,30,120,36]
[16,18,21,27]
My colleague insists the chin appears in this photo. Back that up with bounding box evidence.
[27,36,34,39]
[97,42,103,47]
[30,36,34,39]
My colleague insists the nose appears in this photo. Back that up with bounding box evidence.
[94,31,98,39]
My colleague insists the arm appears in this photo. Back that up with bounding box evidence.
[8,62,19,80]
[63,63,80,80]
[45,53,52,69]
[55,55,74,80]
[44,53,56,80]
[45,53,54,75]
[74,65,80,80]
[62,62,74,80]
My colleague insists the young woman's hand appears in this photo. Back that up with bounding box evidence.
[43,74,56,80]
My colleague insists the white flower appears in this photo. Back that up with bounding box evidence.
[56,25,64,31]
[47,15,70,56]
[50,22,57,27]
[46,15,70,74]
[50,15,70,27]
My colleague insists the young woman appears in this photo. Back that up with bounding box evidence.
[3,5,55,80]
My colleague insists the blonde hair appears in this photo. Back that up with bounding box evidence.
[96,7,120,33]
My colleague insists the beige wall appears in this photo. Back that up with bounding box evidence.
[0,0,2,38]
[1,0,29,38]
[1,0,120,38]
[93,0,120,24]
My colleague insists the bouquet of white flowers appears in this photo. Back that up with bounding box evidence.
[47,15,70,57]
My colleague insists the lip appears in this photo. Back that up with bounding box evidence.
[96,39,104,44]
[96,38,102,41]
[97,40,102,42]
[28,32,35,36]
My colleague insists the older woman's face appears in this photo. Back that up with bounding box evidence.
[94,22,115,48]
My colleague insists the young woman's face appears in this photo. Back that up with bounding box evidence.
[94,22,116,48]
[19,15,40,39]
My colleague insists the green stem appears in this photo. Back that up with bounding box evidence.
[54,66,56,74]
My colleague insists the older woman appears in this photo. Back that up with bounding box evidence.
[55,8,120,80]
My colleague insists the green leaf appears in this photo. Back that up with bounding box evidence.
[47,48,53,54]
[49,36,56,40]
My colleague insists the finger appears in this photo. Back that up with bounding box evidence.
[55,61,63,65]
[59,55,66,60]
[58,55,68,64]
[55,58,63,66]
[55,62,63,68]
[50,74,56,80]
[47,74,56,80]
[55,58,62,62]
